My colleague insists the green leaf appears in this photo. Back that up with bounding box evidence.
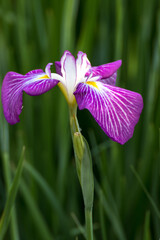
[70,212,86,237]
[73,132,84,183]
[131,166,160,219]
[0,147,25,240]
[143,211,152,240]
[95,180,127,240]
[61,0,78,52]
[24,161,68,226]
[73,131,94,210]
[81,136,94,210]
[19,179,53,240]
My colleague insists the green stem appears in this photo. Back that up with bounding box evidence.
[85,208,93,240]
[69,104,94,240]
[69,104,83,182]
[69,104,80,136]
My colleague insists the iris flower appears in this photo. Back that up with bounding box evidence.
[1,51,143,144]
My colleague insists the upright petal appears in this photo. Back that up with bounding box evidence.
[45,63,53,78]
[85,60,122,81]
[60,50,76,101]
[1,66,61,124]
[55,61,62,76]
[74,82,143,144]
[76,51,91,84]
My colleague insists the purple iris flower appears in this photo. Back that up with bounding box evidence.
[1,51,143,144]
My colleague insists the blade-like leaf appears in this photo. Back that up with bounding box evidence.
[24,161,68,226]
[131,166,160,219]
[19,179,54,240]
[81,135,94,210]
[0,147,25,240]
[143,211,152,240]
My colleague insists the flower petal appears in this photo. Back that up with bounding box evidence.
[23,71,59,96]
[1,66,59,124]
[60,50,76,99]
[88,72,117,86]
[55,61,62,75]
[45,63,53,78]
[85,60,122,81]
[74,82,143,144]
[76,51,91,84]
[100,72,117,86]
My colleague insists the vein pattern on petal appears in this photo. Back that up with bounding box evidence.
[85,60,122,80]
[1,68,59,124]
[74,82,143,144]
[98,72,117,86]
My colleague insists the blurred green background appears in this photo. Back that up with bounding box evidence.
[0,0,159,239]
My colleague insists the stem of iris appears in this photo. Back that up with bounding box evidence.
[69,103,94,240]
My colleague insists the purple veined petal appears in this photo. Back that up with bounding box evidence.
[74,81,143,144]
[23,76,59,96]
[98,72,117,86]
[55,61,62,76]
[25,69,44,75]
[85,60,122,80]
[1,66,59,124]
[87,72,117,86]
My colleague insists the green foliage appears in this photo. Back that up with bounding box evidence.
[0,147,25,240]
[0,0,159,239]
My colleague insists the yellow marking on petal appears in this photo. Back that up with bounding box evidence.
[58,82,76,106]
[58,82,68,100]
[87,81,99,89]
[37,74,49,80]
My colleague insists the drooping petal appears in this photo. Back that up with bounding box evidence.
[25,69,44,76]
[1,66,60,124]
[74,82,143,144]
[85,60,122,81]
[23,70,59,96]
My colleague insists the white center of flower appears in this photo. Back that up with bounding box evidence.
[56,52,89,104]
[51,51,98,105]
